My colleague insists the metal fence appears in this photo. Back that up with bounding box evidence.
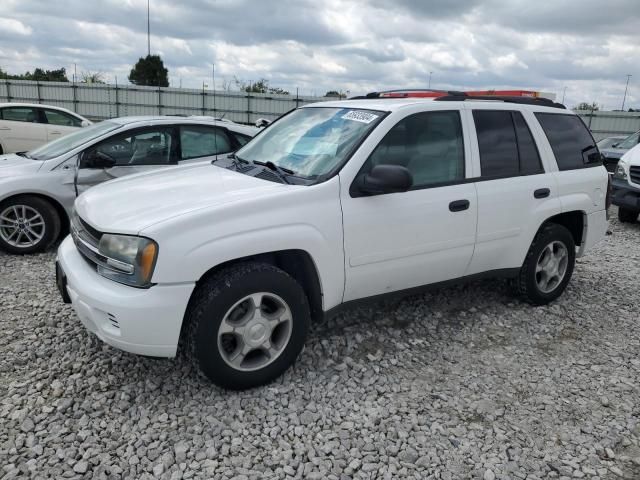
[1,79,640,139]
[575,110,640,141]
[0,79,331,124]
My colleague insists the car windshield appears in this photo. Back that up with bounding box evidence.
[616,131,640,150]
[28,121,121,160]
[235,107,384,178]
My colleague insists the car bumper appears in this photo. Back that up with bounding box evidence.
[57,236,195,357]
[611,178,640,211]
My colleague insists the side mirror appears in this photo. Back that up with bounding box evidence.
[255,118,271,128]
[355,164,413,196]
[80,120,92,128]
[80,150,116,169]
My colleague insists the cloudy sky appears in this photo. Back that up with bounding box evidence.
[0,0,638,109]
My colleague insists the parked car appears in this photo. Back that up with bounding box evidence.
[0,116,257,253]
[0,103,92,153]
[57,93,609,390]
[611,142,640,223]
[597,135,626,151]
[600,130,640,172]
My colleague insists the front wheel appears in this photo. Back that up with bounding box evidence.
[0,196,61,254]
[513,223,576,305]
[618,207,639,223]
[186,262,310,390]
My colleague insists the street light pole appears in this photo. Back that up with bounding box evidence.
[561,86,567,104]
[622,74,632,111]
[428,71,433,89]
[147,0,151,57]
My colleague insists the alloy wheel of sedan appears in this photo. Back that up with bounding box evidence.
[0,205,46,248]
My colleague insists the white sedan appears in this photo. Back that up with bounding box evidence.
[0,103,92,154]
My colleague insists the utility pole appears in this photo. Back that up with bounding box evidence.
[212,63,216,117]
[428,71,433,88]
[147,0,151,57]
[561,86,567,104]
[622,74,632,111]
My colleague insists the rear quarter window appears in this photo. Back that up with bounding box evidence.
[535,113,600,170]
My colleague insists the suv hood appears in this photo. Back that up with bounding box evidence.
[75,163,289,234]
[0,154,43,177]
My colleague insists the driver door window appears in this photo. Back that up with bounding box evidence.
[362,110,465,188]
[91,127,177,166]
[179,125,232,160]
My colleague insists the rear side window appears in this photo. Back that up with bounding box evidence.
[180,126,232,160]
[0,106,39,123]
[535,113,600,170]
[43,109,82,127]
[473,110,543,177]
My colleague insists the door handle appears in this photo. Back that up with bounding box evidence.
[449,199,470,212]
[49,131,61,135]
[0,126,10,130]
[534,188,550,199]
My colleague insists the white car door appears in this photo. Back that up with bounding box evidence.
[340,109,478,302]
[0,106,48,153]
[42,108,82,142]
[464,108,561,275]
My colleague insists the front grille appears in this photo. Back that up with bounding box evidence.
[630,166,640,186]
[70,213,104,269]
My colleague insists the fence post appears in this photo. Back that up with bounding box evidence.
[5,80,11,102]
[115,81,119,118]
[36,81,41,104]
[72,81,77,112]
[247,93,251,124]
[295,87,300,108]
[158,86,162,115]
[202,85,206,115]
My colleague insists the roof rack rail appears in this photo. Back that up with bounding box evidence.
[434,95,566,109]
[349,89,467,99]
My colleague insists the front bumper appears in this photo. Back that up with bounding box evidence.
[57,236,195,357]
[611,177,640,211]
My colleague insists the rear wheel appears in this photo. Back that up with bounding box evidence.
[186,262,310,390]
[513,223,576,305]
[0,196,61,254]
[618,207,639,223]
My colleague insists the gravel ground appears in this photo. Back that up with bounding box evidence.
[1,212,640,480]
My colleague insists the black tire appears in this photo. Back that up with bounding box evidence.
[618,207,639,223]
[186,262,310,390]
[512,223,576,306]
[0,196,61,254]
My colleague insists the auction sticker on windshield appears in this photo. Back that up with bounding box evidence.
[342,111,379,124]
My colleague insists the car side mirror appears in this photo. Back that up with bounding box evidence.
[611,143,619,148]
[80,120,92,128]
[355,164,413,196]
[80,150,116,169]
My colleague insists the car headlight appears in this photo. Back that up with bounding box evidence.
[614,163,628,180]
[97,234,158,287]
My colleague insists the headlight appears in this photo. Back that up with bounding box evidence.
[614,164,628,180]
[97,234,158,287]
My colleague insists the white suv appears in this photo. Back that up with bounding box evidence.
[56,92,609,389]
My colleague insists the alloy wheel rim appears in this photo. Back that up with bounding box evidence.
[217,292,293,372]
[535,240,569,293]
[0,205,46,248]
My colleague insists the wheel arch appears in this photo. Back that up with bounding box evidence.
[541,210,586,247]
[179,249,324,346]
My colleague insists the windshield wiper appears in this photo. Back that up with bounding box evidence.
[253,160,294,184]
[16,151,33,159]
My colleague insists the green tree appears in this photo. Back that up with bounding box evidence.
[325,90,346,98]
[128,55,169,87]
[81,71,105,84]
[574,102,599,111]
[0,67,68,82]
[235,77,289,95]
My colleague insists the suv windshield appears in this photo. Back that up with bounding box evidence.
[235,107,384,178]
[28,121,121,160]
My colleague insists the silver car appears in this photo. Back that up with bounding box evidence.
[0,116,258,254]
[600,130,640,172]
